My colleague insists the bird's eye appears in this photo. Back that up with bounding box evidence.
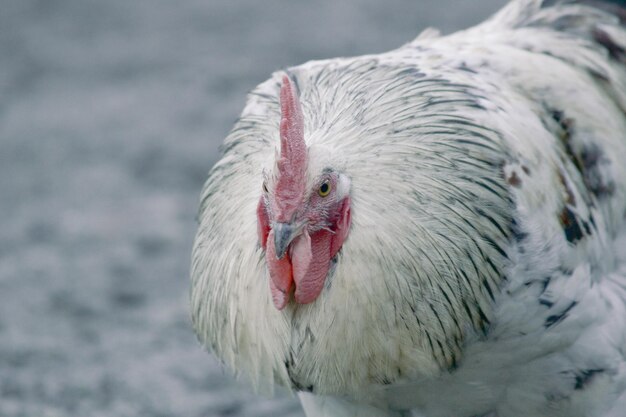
[318,181,331,197]
[262,181,268,193]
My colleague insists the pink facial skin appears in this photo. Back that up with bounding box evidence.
[257,174,351,309]
[256,76,351,309]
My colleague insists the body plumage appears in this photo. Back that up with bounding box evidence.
[191,1,626,415]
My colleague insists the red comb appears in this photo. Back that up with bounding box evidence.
[273,75,307,222]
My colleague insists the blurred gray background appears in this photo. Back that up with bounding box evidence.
[0,0,506,416]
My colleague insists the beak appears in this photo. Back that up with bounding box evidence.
[273,221,304,259]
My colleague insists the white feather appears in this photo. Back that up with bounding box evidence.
[191,1,626,415]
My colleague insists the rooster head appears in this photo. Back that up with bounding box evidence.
[256,75,352,310]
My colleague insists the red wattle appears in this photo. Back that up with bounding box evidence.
[292,229,332,304]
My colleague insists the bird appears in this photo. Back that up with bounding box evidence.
[190,0,626,416]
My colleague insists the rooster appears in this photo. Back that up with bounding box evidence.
[191,0,626,416]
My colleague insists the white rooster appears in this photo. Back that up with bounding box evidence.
[191,0,626,416]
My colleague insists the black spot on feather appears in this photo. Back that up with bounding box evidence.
[574,368,605,390]
[449,352,458,370]
[475,207,509,238]
[580,144,615,199]
[548,109,615,201]
[551,111,585,177]
[511,218,529,242]
[539,298,554,308]
[545,301,578,328]
[559,206,584,243]
[483,278,496,302]
[424,331,437,359]
[476,305,490,336]
[484,238,508,262]
[592,27,626,62]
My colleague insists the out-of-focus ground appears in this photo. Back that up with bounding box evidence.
[0,1,505,415]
